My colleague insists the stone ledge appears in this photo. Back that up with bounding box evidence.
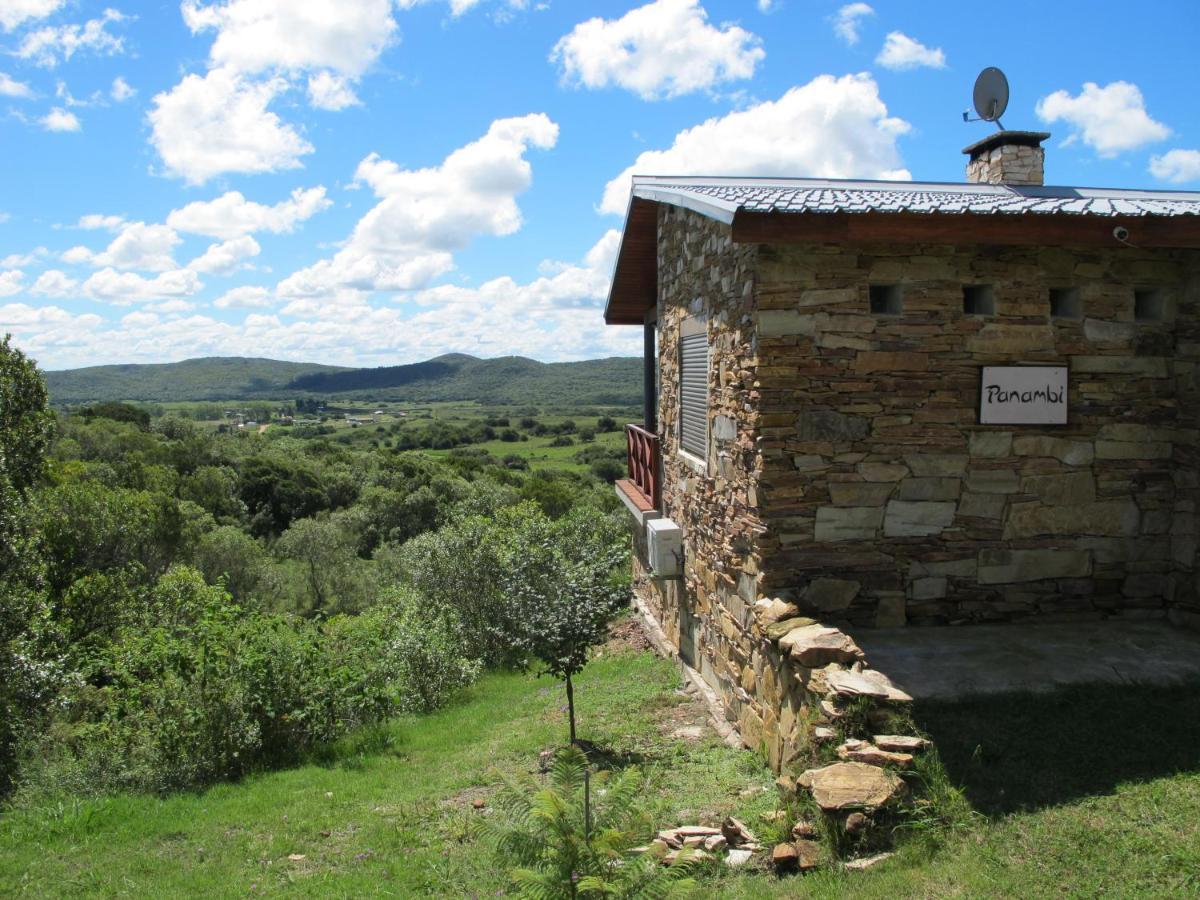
[615,479,662,526]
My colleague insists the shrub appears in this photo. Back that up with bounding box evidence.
[550,435,574,448]
[489,746,695,898]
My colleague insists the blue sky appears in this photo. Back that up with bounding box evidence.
[1,0,1197,370]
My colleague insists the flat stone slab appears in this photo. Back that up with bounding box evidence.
[825,666,913,702]
[797,762,905,811]
[851,621,1200,701]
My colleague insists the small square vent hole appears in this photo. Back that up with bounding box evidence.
[1135,288,1166,322]
[1050,287,1082,320]
[869,284,903,316]
[963,284,995,316]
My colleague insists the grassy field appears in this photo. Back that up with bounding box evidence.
[2,636,1198,898]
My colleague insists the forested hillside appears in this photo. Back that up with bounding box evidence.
[44,353,642,406]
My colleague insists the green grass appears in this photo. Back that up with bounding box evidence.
[3,649,1198,898]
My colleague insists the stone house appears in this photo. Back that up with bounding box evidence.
[607,131,1200,770]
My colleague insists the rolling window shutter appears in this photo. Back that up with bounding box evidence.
[679,331,708,458]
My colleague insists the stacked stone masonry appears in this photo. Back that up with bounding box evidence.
[966,142,1045,186]
[631,204,1200,772]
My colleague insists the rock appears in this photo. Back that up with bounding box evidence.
[1021,472,1096,506]
[813,726,838,743]
[819,699,846,720]
[815,506,884,542]
[824,667,912,702]
[796,409,870,442]
[977,548,1092,584]
[778,625,865,667]
[964,469,1020,494]
[722,816,757,847]
[883,500,956,537]
[704,834,728,852]
[794,839,822,871]
[844,812,869,835]
[771,842,799,872]
[682,835,706,847]
[471,798,486,810]
[836,743,914,769]
[725,848,754,868]
[897,477,961,502]
[857,462,909,482]
[1071,356,1169,377]
[873,735,928,752]
[910,576,947,601]
[766,616,818,640]
[905,454,968,477]
[675,825,722,837]
[800,577,861,612]
[844,852,893,872]
[969,431,1013,458]
[1012,435,1095,466]
[829,482,894,506]
[657,830,683,848]
[648,839,670,857]
[797,762,906,812]
[756,598,800,626]
[775,774,796,792]
[1004,500,1140,539]
[791,821,818,839]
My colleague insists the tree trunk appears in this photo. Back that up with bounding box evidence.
[565,672,576,745]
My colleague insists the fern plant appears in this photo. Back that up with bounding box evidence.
[488,746,696,899]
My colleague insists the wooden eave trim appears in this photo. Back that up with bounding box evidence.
[731,209,1200,248]
[604,197,659,325]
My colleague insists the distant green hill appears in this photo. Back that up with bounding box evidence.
[43,354,642,406]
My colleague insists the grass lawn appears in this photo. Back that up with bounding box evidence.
[2,640,1198,898]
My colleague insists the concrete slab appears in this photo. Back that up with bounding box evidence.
[850,621,1200,701]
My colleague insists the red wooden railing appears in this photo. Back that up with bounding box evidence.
[625,423,661,509]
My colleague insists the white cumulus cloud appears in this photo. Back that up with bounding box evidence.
[600,73,910,215]
[1149,149,1200,184]
[71,222,182,272]
[148,67,314,184]
[875,31,945,70]
[167,186,331,239]
[832,3,872,45]
[551,0,763,100]
[81,267,202,304]
[30,269,78,296]
[110,76,135,101]
[0,72,33,98]
[213,285,273,309]
[0,270,24,297]
[17,8,127,68]
[187,235,262,275]
[1036,81,1170,158]
[307,71,360,110]
[278,113,559,297]
[76,214,126,231]
[40,107,80,131]
[0,0,64,32]
[182,0,397,78]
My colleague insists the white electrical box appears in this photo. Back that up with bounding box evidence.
[646,517,682,578]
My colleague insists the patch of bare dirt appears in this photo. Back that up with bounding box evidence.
[603,615,654,654]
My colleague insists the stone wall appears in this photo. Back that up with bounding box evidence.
[752,240,1200,628]
[630,206,1200,773]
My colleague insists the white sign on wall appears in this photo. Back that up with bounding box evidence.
[979,366,1069,425]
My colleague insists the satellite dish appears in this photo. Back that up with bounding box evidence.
[971,67,1009,129]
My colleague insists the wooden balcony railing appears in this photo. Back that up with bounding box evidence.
[625,423,661,509]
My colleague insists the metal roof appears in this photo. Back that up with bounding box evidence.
[630,175,1200,221]
[605,175,1200,325]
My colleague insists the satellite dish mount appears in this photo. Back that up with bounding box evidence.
[962,66,1010,131]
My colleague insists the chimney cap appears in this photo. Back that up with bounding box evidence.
[963,130,1051,160]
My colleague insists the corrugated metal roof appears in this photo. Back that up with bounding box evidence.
[631,175,1200,221]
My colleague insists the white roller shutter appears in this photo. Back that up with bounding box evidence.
[679,329,708,459]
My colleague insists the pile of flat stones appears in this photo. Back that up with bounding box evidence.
[758,597,931,874]
[636,817,762,868]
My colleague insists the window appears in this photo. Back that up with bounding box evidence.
[1050,287,1082,320]
[869,284,903,316]
[1135,288,1166,323]
[678,318,708,460]
[963,284,995,316]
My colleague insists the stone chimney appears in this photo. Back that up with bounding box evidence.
[962,131,1050,186]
